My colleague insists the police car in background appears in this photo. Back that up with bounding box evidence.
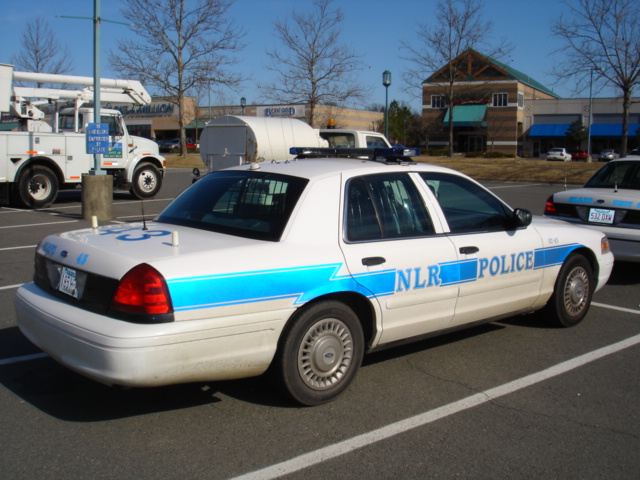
[15,148,614,406]
[544,155,640,262]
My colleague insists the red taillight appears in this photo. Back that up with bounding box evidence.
[544,196,556,215]
[111,264,173,315]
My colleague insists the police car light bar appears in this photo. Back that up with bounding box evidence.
[290,147,420,162]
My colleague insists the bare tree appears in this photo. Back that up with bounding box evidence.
[10,17,74,84]
[260,0,366,128]
[551,0,640,156]
[401,0,511,156]
[109,0,244,156]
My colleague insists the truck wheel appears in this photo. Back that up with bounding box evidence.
[542,253,594,328]
[14,165,59,209]
[130,163,162,199]
[274,300,364,406]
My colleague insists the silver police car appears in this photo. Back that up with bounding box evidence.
[545,156,640,262]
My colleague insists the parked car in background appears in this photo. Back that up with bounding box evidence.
[546,147,572,161]
[598,149,616,162]
[544,155,640,262]
[159,138,181,152]
[159,137,197,152]
[572,149,588,161]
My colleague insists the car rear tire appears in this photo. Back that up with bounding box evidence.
[13,165,59,208]
[130,163,162,199]
[274,300,364,406]
[542,253,594,328]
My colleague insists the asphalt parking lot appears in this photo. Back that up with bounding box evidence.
[1,170,638,480]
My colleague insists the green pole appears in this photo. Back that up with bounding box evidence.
[93,0,104,174]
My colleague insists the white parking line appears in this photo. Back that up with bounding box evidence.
[0,284,24,291]
[0,245,36,251]
[488,183,544,189]
[0,197,174,214]
[232,331,640,480]
[0,352,48,366]
[0,220,78,229]
[592,302,640,314]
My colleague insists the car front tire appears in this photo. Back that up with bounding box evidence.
[542,253,594,328]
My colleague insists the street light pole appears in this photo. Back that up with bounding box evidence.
[382,70,391,139]
[587,68,594,161]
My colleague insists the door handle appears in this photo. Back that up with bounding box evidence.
[459,246,479,255]
[362,256,386,266]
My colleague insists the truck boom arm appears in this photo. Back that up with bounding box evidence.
[12,71,151,105]
[0,63,151,121]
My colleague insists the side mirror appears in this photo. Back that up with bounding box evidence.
[510,208,532,229]
[192,167,200,184]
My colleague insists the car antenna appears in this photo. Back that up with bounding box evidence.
[141,200,148,231]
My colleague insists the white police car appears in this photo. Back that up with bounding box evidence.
[15,148,614,405]
[545,156,640,262]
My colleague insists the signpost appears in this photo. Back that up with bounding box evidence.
[86,123,110,155]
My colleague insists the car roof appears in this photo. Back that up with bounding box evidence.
[223,157,461,181]
[612,155,640,162]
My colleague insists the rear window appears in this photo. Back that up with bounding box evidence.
[320,132,355,148]
[157,171,308,241]
[585,161,640,190]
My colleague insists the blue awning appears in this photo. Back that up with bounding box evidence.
[590,123,640,136]
[528,124,570,137]
[529,123,640,137]
[444,105,487,127]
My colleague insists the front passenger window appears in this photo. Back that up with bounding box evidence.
[419,172,510,233]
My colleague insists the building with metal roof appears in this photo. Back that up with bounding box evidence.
[422,49,640,158]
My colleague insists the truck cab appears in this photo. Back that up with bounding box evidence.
[319,129,391,149]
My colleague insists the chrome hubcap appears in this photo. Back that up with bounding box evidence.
[138,170,156,191]
[564,266,589,316]
[29,175,51,200]
[297,319,353,390]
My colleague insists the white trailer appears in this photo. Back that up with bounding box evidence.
[198,115,392,173]
[0,64,165,208]
[198,115,327,171]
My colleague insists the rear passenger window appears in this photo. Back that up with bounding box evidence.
[418,172,510,233]
[346,173,434,241]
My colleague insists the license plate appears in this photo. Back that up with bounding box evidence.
[588,208,615,224]
[59,266,78,298]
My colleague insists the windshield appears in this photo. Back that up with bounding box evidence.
[157,170,309,241]
[320,132,355,148]
[584,161,640,190]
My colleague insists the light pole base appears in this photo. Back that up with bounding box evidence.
[82,173,113,221]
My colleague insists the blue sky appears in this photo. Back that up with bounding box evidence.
[0,0,614,112]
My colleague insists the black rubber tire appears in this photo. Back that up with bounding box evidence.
[14,165,59,208]
[275,300,364,406]
[542,253,594,328]
[130,163,162,199]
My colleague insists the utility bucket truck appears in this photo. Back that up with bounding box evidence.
[0,63,165,208]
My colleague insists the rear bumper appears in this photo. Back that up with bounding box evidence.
[15,282,290,387]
